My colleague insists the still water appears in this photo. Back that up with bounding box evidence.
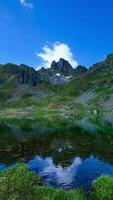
[28,155,113,190]
[0,122,113,190]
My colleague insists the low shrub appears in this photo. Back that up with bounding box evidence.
[92,175,113,200]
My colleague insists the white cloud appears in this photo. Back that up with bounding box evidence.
[37,42,78,68]
[20,0,33,9]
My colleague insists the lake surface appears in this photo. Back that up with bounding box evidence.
[0,121,113,190]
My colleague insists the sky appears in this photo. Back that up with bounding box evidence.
[0,0,113,69]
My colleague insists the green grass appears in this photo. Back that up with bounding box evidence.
[0,76,16,101]
[0,163,86,200]
[92,175,113,200]
[1,163,113,200]
[34,108,61,118]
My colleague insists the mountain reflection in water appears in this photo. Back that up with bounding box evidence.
[27,155,113,190]
[1,155,112,190]
[1,123,113,190]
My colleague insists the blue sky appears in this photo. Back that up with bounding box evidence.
[0,0,113,68]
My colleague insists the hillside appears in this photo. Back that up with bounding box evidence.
[0,54,113,131]
[0,59,87,100]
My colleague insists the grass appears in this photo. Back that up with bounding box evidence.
[0,75,16,101]
[0,77,113,132]
[33,107,62,118]
[0,85,112,133]
[0,163,113,200]
[92,175,113,200]
[0,163,86,200]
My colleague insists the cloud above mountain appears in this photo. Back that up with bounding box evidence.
[20,0,33,9]
[37,42,78,68]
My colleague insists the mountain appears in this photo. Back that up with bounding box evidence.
[0,55,113,101]
[0,63,44,100]
[0,55,113,93]
[0,58,87,100]
[50,58,74,76]
[74,65,87,75]
[64,54,113,95]
[0,63,41,86]
[1,54,113,129]
[38,58,87,84]
[50,58,87,76]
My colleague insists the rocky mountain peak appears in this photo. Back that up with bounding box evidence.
[51,58,73,76]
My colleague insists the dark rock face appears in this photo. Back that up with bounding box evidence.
[0,63,41,87]
[51,61,58,70]
[17,64,41,86]
[50,59,88,77]
[74,65,88,76]
[51,58,74,76]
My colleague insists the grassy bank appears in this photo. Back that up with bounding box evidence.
[0,163,113,200]
[0,163,86,200]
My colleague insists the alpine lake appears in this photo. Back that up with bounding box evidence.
[0,118,113,192]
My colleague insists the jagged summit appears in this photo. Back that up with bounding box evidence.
[38,58,87,84]
[51,58,73,76]
[50,58,87,77]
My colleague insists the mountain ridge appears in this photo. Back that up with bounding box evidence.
[0,54,113,101]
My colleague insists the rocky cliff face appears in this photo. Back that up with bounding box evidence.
[0,63,43,100]
[0,63,41,86]
[17,64,41,86]
[50,59,87,76]
[74,65,87,76]
[38,58,87,84]
[51,58,74,76]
